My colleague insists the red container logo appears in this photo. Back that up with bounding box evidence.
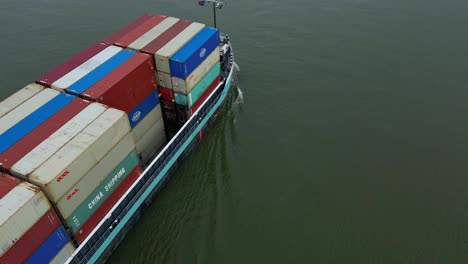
[66,188,79,200]
[57,170,70,182]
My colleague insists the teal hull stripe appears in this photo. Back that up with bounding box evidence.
[89,75,232,264]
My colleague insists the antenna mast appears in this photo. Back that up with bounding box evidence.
[198,0,226,28]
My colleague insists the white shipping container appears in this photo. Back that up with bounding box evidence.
[50,242,75,264]
[172,47,220,94]
[29,108,131,202]
[11,103,108,180]
[157,71,173,89]
[136,118,166,164]
[0,183,51,255]
[0,83,44,118]
[0,88,59,135]
[56,133,135,219]
[51,46,122,91]
[128,17,179,51]
[132,105,163,143]
[154,22,205,73]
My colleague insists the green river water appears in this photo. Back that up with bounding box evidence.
[1,0,468,263]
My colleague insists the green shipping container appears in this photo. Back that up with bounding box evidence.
[174,63,220,108]
[66,150,140,232]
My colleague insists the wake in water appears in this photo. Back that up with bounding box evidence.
[233,61,240,72]
[235,86,243,105]
[230,62,244,112]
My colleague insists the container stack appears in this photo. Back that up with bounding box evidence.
[0,87,143,243]
[75,52,162,164]
[103,15,204,139]
[103,15,222,138]
[0,85,143,246]
[169,27,221,125]
[0,173,74,264]
[0,13,224,254]
[36,32,165,165]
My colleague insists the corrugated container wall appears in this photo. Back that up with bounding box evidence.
[0,88,60,135]
[136,118,166,164]
[66,49,135,96]
[190,75,222,114]
[169,27,219,79]
[24,226,70,264]
[50,242,75,264]
[0,98,92,171]
[127,17,179,51]
[172,47,220,95]
[27,108,130,202]
[56,133,135,219]
[140,19,192,55]
[131,105,163,143]
[67,150,140,232]
[175,72,221,122]
[51,45,122,91]
[0,173,19,198]
[154,22,205,73]
[174,63,220,108]
[36,42,108,87]
[127,89,160,128]
[115,15,167,48]
[0,91,75,154]
[0,182,51,256]
[0,209,61,264]
[74,164,143,243]
[102,14,154,45]
[0,83,44,118]
[81,53,156,114]
[10,103,108,182]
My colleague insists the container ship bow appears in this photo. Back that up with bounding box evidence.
[0,9,235,264]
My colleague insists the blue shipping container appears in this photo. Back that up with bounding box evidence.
[128,89,160,128]
[0,93,74,153]
[25,226,70,264]
[169,27,219,79]
[67,49,135,95]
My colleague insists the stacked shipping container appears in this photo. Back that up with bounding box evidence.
[169,27,221,124]
[0,13,224,261]
[0,173,72,263]
[105,15,222,138]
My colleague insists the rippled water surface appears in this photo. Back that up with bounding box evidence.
[1,0,468,263]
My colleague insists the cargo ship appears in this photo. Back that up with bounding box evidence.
[0,12,234,264]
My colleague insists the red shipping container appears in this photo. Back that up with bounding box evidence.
[190,76,221,113]
[82,53,156,113]
[0,173,20,199]
[0,99,91,170]
[36,43,108,87]
[114,15,167,48]
[74,165,143,243]
[159,86,175,102]
[102,14,154,45]
[140,20,192,55]
[0,209,61,264]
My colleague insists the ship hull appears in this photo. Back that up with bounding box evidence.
[66,48,235,264]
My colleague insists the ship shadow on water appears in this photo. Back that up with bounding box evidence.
[108,74,243,264]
